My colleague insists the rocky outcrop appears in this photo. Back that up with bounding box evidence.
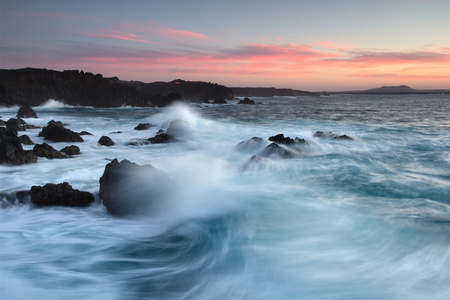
[268,134,296,145]
[33,143,65,159]
[99,159,178,216]
[17,106,38,118]
[98,136,114,146]
[0,68,153,107]
[39,121,83,142]
[19,135,34,145]
[314,131,353,141]
[0,138,38,165]
[28,182,94,207]
[237,97,256,105]
[212,97,228,104]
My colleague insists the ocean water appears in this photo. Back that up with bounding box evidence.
[1,94,449,300]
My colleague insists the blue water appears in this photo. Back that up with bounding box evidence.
[1,94,449,299]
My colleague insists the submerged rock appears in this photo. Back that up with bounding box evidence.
[17,106,38,118]
[98,136,114,146]
[134,123,153,130]
[39,121,83,142]
[33,143,65,159]
[212,97,228,104]
[99,159,178,216]
[148,133,173,144]
[260,142,296,158]
[314,131,353,141]
[28,182,94,207]
[237,97,256,105]
[79,131,93,136]
[166,119,190,138]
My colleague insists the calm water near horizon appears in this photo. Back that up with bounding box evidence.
[1,94,449,299]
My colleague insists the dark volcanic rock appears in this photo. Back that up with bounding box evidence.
[33,143,65,159]
[6,118,27,133]
[19,135,34,145]
[29,182,94,207]
[98,136,114,146]
[235,137,266,153]
[332,134,353,140]
[60,145,81,156]
[148,133,173,144]
[212,97,228,104]
[0,138,38,165]
[134,123,153,130]
[0,127,18,142]
[39,122,83,142]
[237,97,256,105]
[0,119,5,126]
[17,106,38,118]
[99,159,178,216]
[269,134,296,145]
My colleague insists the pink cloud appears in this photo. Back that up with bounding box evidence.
[84,31,154,44]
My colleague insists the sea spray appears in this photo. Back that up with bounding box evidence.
[1,94,450,299]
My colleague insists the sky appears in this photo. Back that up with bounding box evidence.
[1,0,449,91]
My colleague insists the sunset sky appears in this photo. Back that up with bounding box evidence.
[1,0,449,91]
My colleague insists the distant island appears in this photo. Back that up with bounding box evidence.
[1,68,449,108]
[325,85,450,95]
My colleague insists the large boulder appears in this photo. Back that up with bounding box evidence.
[39,121,83,142]
[60,145,80,156]
[0,138,38,165]
[33,143,65,159]
[98,136,114,146]
[148,133,173,144]
[17,106,38,118]
[6,118,27,133]
[99,159,178,216]
[29,182,94,207]
[19,135,34,145]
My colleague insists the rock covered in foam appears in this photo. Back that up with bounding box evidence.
[99,159,178,216]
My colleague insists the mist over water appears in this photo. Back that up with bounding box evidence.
[1,94,449,299]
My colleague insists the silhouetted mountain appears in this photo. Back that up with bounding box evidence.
[232,87,319,97]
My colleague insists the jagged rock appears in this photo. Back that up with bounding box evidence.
[17,106,38,118]
[332,134,353,140]
[212,97,228,104]
[314,131,353,141]
[109,131,122,134]
[28,182,94,207]
[260,142,296,158]
[79,131,93,136]
[295,137,307,144]
[60,145,80,156]
[148,133,173,144]
[19,135,34,145]
[39,121,83,142]
[269,134,296,145]
[0,138,38,165]
[98,136,114,146]
[127,139,151,146]
[0,119,5,126]
[237,97,256,105]
[235,137,266,153]
[33,143,65,159]
[99,159,178,216]
[166,119,190,137]
[48,120,64,127]
[134,123,153,130]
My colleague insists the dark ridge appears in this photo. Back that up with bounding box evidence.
[232,87,319,97]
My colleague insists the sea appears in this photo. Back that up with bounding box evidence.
[1,94,449,300]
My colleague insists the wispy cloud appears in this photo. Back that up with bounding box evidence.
[84,31,155,44]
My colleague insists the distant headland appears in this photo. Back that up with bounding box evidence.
[1,68,448,107]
